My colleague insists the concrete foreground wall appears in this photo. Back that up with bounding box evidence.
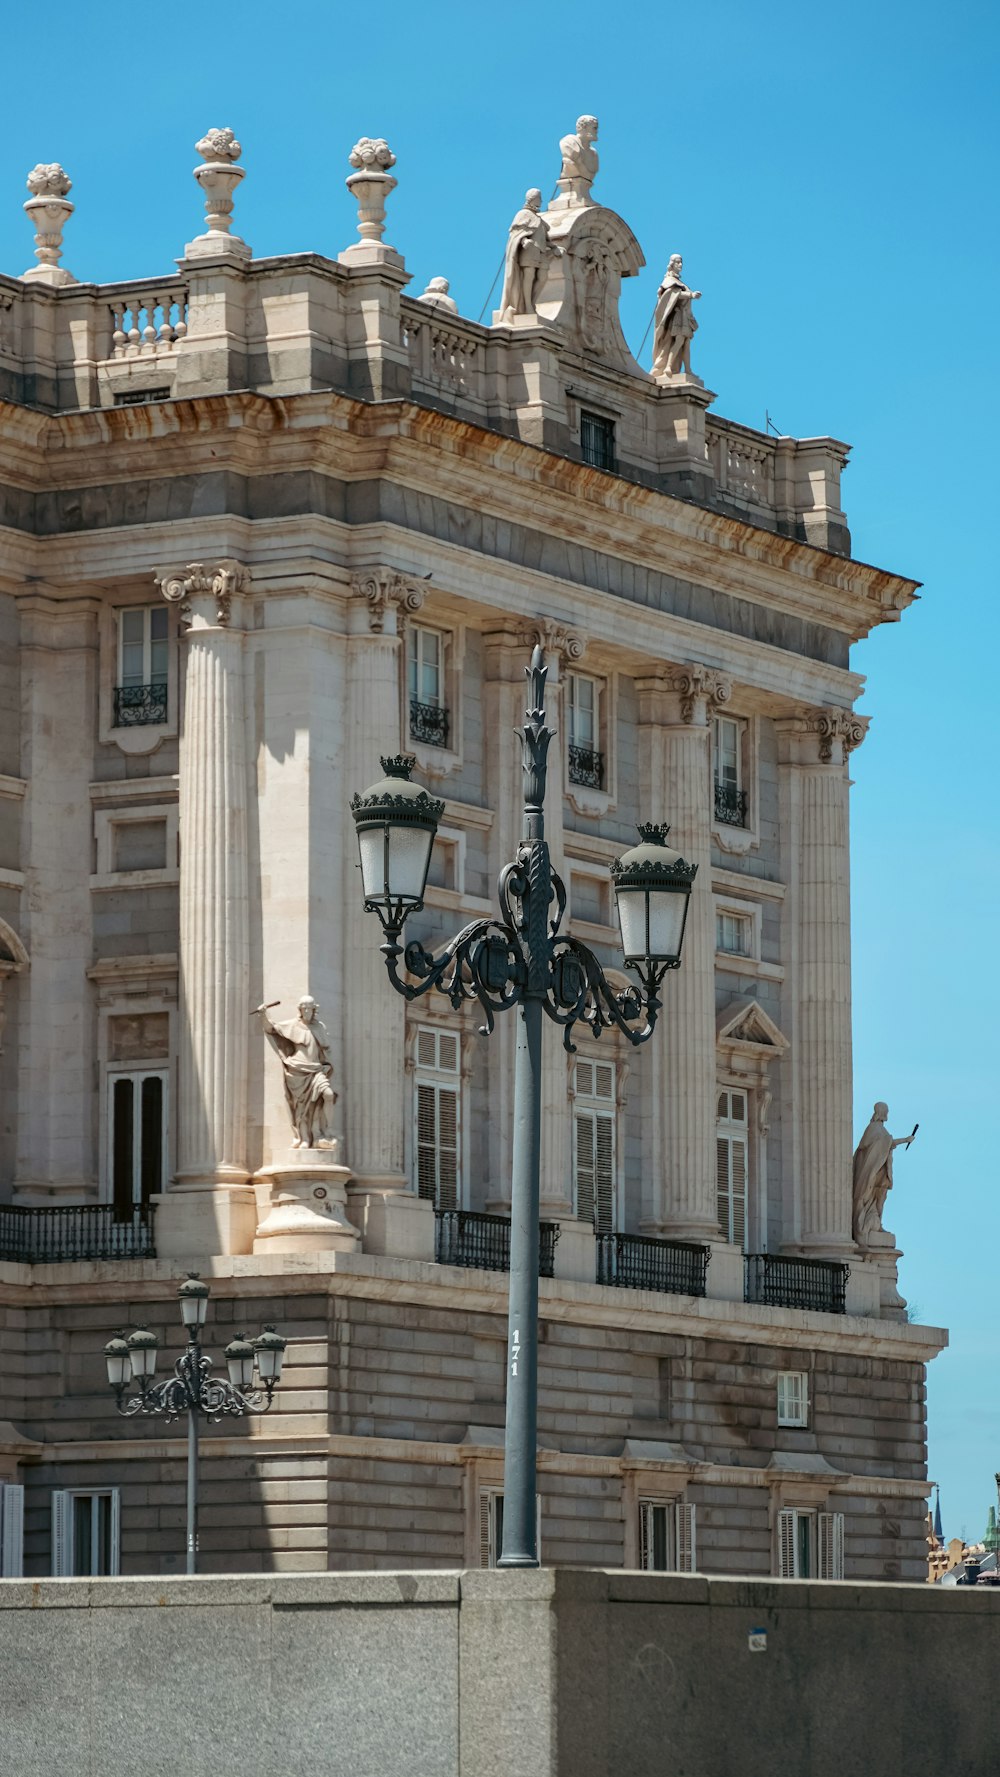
[1,1568,997,1777]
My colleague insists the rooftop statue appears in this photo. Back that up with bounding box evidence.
[652,254,702,380]
[253,995,337,1150]
[417,275,458,315]
[497,190,560,324]
[556,115,599,207]
[852,1101,917,1246]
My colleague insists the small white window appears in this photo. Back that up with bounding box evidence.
[777,1507,844,1579]
[414,1026,461,1208]
[638,1498,697,1572]
[478,1488,541,1567]
[777,1371,809,1428]
[408,625,450,748]
[713,715,747,828]
[115,607,169,727]
[0,1483,24,1577]
[109,1070,167,1215]
[567,673,605,790]
[574,1060,616,1232]
[52,1489,121,1577]
[716,1088,748,1248]
[716,911,753,956]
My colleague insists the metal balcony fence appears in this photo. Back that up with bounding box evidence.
[596,1232,710,1297]
[744,1252,849,1314]
[714,782,748,827]
[113,682,168,727]
[567,744,605,790]
[0,1203,156,1264]
[409,698,450,748]
[434,1209,559,1278]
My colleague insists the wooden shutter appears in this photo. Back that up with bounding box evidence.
[638,1499,652,1570]
[0,1484,24,1578]
[51,1490,72,1577]
[575,1111,596,1224]
[109,1488,122,1577]
[478,1490,493,1568]
[778,1507,798,1578]
[716,1132,747,1248]
[436,1085,459,1211]
[594,1112,614,1233]
[416,1083,438,1202]
[818,1511,844,1581]
[675,1502,696,1573]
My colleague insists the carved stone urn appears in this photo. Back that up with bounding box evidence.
[186,127,250,262]
[341,137,399,263]
[22,164,76,286]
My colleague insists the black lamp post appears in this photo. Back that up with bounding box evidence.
[351,646,695,1567]
[104,1274,286,1575]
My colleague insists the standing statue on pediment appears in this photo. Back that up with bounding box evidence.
[652,254,702,378]
[852,1101,918,1246]
[498,190,560,323]
[557,115,599,205]
[253,995,337,1149]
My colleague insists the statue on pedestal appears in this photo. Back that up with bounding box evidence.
[852,1101,918,1246]
[253,996,336,1149]
[497,190,560,323]
[557,115,599,206]
[652,255,702,379]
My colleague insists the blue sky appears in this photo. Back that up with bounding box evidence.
[2,0,997,1542]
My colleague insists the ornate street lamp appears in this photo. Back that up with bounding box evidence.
[105,1274,286,1574]
[351,647,696,1567]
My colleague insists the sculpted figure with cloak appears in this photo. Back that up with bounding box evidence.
[254,995,337,1149]
[852,1101,917,1245]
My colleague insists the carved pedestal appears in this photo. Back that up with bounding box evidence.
[253,1148,359,1255]
[860,1230,907,1321]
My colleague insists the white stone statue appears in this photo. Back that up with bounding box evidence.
[557,115,599,205]
[254,996,337,1149]
[852,1102,917,1246]
[417,276,458,315]
[652,255,702,379]
[498,190,560,323]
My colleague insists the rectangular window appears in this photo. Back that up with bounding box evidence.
[52,1489,121,1577]
[567,674,605,789]
[478,1488,541,1567]
[777,1507,844,1579]
[0,1484,24,1578]
[414,1026,461,1209]
[713,715,747,827]
[574,1060,616,1232]
[716,1088,748,1248]
[581,411,616,471]
[638,1499,697,1573]
[408,625,450,748]
[716,911,752,956]
[114,607,169,727]
[777,1371,809,1428]
[110,1070,166,1218]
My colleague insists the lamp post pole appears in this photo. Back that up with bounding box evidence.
[352,647,696,1567]
[104,1275,287,1576]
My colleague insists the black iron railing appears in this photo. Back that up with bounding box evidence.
[596,1232,710,1297]
[409,698,450,748]
[568,744,605,791]
[435,1209,559,1279]
[714,781,748,828]
[0,1203,156,1264]
[744,1252,849,1315]
[113,682,168,727]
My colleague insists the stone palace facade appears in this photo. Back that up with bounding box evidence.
[0,122,944,1581]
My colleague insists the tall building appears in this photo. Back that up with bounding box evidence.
[0,121,943,1580]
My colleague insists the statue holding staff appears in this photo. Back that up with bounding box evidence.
[252,995,337,1149]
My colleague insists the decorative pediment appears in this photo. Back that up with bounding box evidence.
[716,997,788,1054]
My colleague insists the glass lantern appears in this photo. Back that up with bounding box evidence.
[224,1335,256,1391]
[253,1326,287,1387]
[103,1332,131,1391]
[126,1325,159,1384]
[610,823,697,975]
[178,1273,209,1330]
[350,756,445,931]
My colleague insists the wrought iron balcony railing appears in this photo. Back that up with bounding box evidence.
[714,781,748,827]
[435,1209,559,1279]
[113,682,168,727]
[409,698,450,748]
[0,1203,156,1264]
[596,1232,710,1297]
[568,744,605,790]
[744,1252,849,1315]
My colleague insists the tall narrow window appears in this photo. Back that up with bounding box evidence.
[716,910,753,957]
[777,1372,809,1428]
[52,1490,121,1577]
[638,1499,697,1573]
[777,1508,844,1579]
[574,1060,616,1232]
[567,673,605,789]
[114,607,169,727]
[716,1088,748,1247]
[414,1027,461,1208]
[110,1071,166,1219]
[713,715,747,827]
[408,624,450,748]
[580,411,616,471]
[0,1484,24,1578]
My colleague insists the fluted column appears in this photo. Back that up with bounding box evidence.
[778,707,867,1253]
[638,667,731,1239]
[154,561,253,1257]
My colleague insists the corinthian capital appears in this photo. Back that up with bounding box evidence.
[352,570,426,632]
[667,663,733,724]
[777,705,869,765]
[517,618,588,667]
[155,560,249,626]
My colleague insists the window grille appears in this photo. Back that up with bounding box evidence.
[580,411,616,471]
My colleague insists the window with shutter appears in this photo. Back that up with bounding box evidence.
[716,1089,749,1248]
[818,1511,845,1580]
[778,1507,798,1578]
[478,1489,540,1568]
[0,1484,24,1578]
[638,1499,671,1571]
[574,1062,617,1231]
[413,1027,462,1209]
[52,1488,121,1577]
[777,1372,809,1428]
[675,1502,697,1573]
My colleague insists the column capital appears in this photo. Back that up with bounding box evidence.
[776,705,869,766]
[516,617,588,672]
[351,569,425,632]
[637,662,732,727]
[155,560,249,628]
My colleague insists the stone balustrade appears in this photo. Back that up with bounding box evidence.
[107,280,188,359]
